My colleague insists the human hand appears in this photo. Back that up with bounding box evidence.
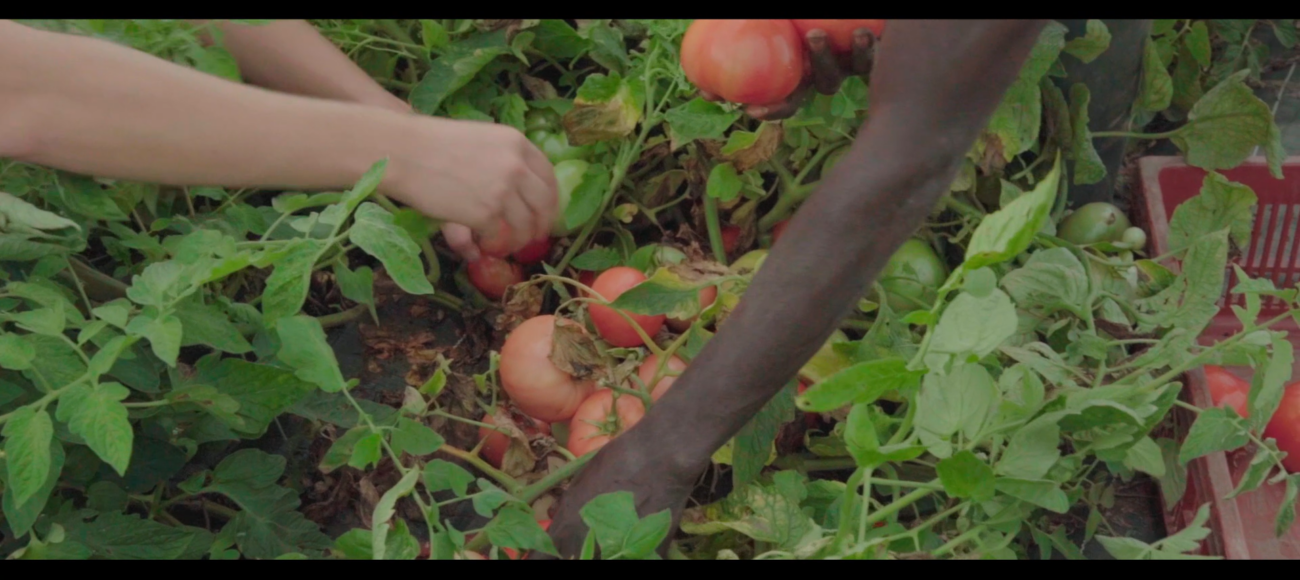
[700,26,877,121]
[383,117,558,259]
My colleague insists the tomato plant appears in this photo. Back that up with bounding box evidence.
[588,267,666,347]
[466,255,524,300]
[680,19,805,105]
[567,389,647,457]
[790,19,886,53]
[499,315,597,422]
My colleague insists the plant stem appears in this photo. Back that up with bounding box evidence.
[703,194,727,264]
[317,303,370,328]
[438,444,521,495]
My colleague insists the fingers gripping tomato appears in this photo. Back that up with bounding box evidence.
[466,256,524,301]
[499,315,596,422]
[588,267,666,347]
[637,354,688,401]
[681,20,806,106]
[567,389,647,457]
[791,20,886,53]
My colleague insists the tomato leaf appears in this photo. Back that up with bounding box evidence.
[275,315,347,393]
[1122,436,1166,478]
[1001,247,1089,318]
[0,191,80,232]
[796,358,923,413]
[371,469,419,560]
[963,154,1060,270]
[571,247,622,271]
[333,264,377,323]
[54,382,133,476]
[1172,69,1284,178]
[664,99,741,147]
[1167,171,1257,252]
[423,459,476,497]
[1136,38,1174,112]
[937,450,996,501]
[174,297,253,354]
[201,449,331,558]
[1063,20,1112,64]
[390,417,444,457]
[995,477,1069,513]
[1068,83,1108,185]
[706,162,743,202]
[1277,475,1300,537]
[484,507,559,556]
[732,381,796,488]
[2,405,54,508]
[261,238,330,324]
[1178,406,1252,464]
[411,30,511,114]
[995,413,1062,480]
[0,332,36,370]
[1,439,64,538]
[349,203,434,296]
[563,163,610,231]
[915,364,999,459]
[579,491,671,559]
[923,288,1018,372]
[1248,334,1293,432]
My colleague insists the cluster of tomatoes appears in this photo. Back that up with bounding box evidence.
[1203,365,1300,472]
[680,19,886,106]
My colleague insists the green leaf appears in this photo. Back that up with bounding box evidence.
[1123,436,1166,478]
[564,163,611,231]
[964,155,1060,270]
[186,358,316,438]
[275,315,347,393]
[125,310,182,367]
[995,478,1069,513]
[1168,171,1257,252]
[706,163,743,202]
[1172,70,1285,178]
[579,491,672,559]
[1,438,64,538]
[1178,406,1251,464]
[1226,443,1277,500]
[915,363,999,458]
[334,264,377,322]
[3,406,54,508]
[995,414,1061,480]
[924,288,1018,371]
[350,433,383,470]
[1136,38,1174,112]
[987,77,1042,161]
[1277,475,1299,537]
[1185,21,1211,68]
[572,247,622,271]
[731,381,795,487]
[261,238,330,324]
[174,298,253,354]
[0,190,80,231]
[1063,20,1112,63]
[423,459,476,497]
[1000,247,1089,317]
[663,99,741,146]
[937,450,996,501]
[0,332,36,370]
[11,304,65,337]
[55,173,128,221]
[484,508,559,556]
[607,265,715,320]
[1098,503,1216,559]
[411,30,511,114]
[349,203,434,295]
[529,19,591,58]
[54,382,133,476]
[1248,335,1294,433]
[319,426,369,474]
[372,469,419,560]
[390,417,444,456]
[92,299,132,329]
[1068,83,1107,185]
[203,448,331,558]
[796,358,924,413]
[63,512,212,560]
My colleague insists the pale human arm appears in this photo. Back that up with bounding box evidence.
[0,20,553,250]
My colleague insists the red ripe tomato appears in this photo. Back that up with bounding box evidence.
[478,409,552,469]
[720,225,742,255]
[567,389,647,457]
[513,237,552,265]
[790,20,887,53]
[637,354,688,401]
[466,256,524,301]
[665,285,718,332]
[499,315,597,422]
[477,220,515,258]
[1204,365,1250,418]
[1264,381,1300,473]
[772,220,790,244]
[588,267,665,347]
[576,270,598,296]
[681,20,805,106]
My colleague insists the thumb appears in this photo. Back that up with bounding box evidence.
[443,223,481,262]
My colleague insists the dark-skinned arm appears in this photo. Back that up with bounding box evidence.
[538,19,1050,559]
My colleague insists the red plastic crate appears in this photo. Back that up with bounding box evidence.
[1135,155,1300,559]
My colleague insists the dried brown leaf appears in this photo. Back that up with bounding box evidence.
[521,74,558,101]
[548,317,607,382]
